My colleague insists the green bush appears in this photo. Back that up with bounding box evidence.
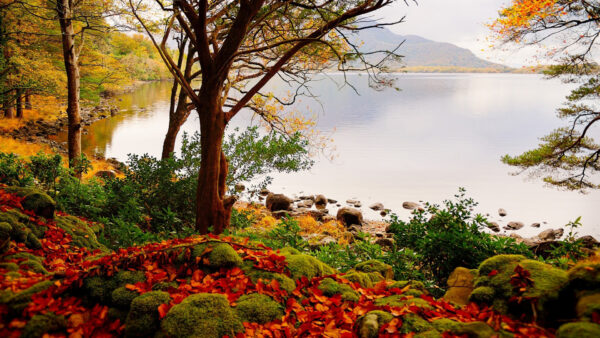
[387,188,531,285]
[0,153,33,187]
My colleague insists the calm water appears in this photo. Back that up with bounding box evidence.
[68,74,600,238]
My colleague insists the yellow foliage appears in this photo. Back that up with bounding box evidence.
[296,216,350,246]
[0,96,64,132]
[0,136,54,156]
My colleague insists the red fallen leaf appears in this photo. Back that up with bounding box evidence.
[158,303,171,319]
[488,269,499,277]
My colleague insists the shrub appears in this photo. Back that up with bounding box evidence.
[0,153,33,187]
[387,188,532,285]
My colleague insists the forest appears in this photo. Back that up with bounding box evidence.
[1,0,600,337]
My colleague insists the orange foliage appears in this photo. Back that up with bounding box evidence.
[0,136,54,156]
[0,95,64,132]
[296,215,351,246]
[490,0,564,40]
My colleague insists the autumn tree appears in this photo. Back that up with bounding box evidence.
[130,0,403,234]
[491,0,600,190]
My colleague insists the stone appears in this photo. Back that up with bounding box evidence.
[318,236,337,246]
[234,183,245,192]
[402,201,420,210]
[314,195,327,209]
[299,195,315,201]
[504,221,524,231]
[271,210,291,219]
[327,198,337,204]
[336,207,363,227]
[369,203,384,211]
[297,200,314,208]
[346,199,360,205]
[375,237,394,250]
[322,215,337,223]
[443,267,475,306]
[579,235,600,249]
[486,222,501,233]
[354,202,362,208]
[348,225,362,233]
[531,222,541,228]
[265,193,292,212]
[94,170,117,180]
[498,208,507,217]
[537,228,564,241]
[259,188,270,196]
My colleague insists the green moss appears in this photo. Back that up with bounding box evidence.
[279,247,301,255]
[281,250,336,280]
[108,307,129,323]
[0,221,11,237]
[241,262,296,293]
[115,271,146,285]
[6,271,21,279]
[125,291,171,338]
[400,313,434,334]
[357,310,394,338]
[389,280,428,297]
[557,322,600,338]
[452,321,496,338]
[576,293,600,318]
[414,330,442,338]
[111,287,139,308]
[9,222,28,242]
[431,318,462,333]
[54,215,104,250]
[374,295,433,310]
[234,293,284,324]
[21,312,66,338]
[5,252,44,263]
[469,286,495,304]
[567,263,600,290]
[20,189,56,219]
[160,293,243,338]
[19,259,48,274]
[318,278,360,302]
[25,232,42,250]
[191,243,243,268]
[342,271,385,289]
[353,260,394,279]
[0,262,19,271]
[83,276,117,303]
[473,255,568,318]
[2,280,53,314]
[152,282,178,291]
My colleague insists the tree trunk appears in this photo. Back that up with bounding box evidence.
[3,91,14,118]
[194,100,235,234]
[15,89,23,118]
[161,93,191,159]
[24,91,31,109]
[57,0,82,166]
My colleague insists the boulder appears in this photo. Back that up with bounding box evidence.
[402,201,420,210]
[327,198,337,204]
[297,200,314,208]
[537,228,564,241]
[498,208,507,217]
[336,207,363,227]
[259,189,270,196]
[265,193,292,212]
[579,235,600,249]
[504,221,524,231]
[346,199,360,205]
[369,203,384,211]
[487,222,501,233]
[443,267,476,306]
[314,195,327,209]
[21,190,56,220]
[375,237,394,250]
[531,222,541,228]
[299,195,315,201]
[379,210,388,217]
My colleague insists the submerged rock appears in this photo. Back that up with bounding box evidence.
[369,203,384,211]
[498,208,507,217]
[402,202,420,210]
[336,207,363,227]
[504,221,524,231]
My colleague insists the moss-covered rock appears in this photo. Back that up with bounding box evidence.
[472,254,568,320]
[234,293,284,324]
[1,280,53,314]
[21,312,66,338]
[374,295,433,310]
[556,322,600,338]
[280,248,336,280]
[115,271,146,285]
[25,232,42,250]
[54,215,104,250]
[469,286,495,304]
[19,259,48,274]
[108,307,129,323]
[357,310,394,338]
[0,262,19,271]
[160,293,243,338]
[388,280,428,297]
[352,260,394,280]
[5,252,44,263]
[318,278,360,302]
[576,293,600,318]
[400,313,434,334]
[125,291,171,338]
[452,321,496,338]
[414,330,442,338]
[443,267,476,306]
[111,287,140,309]
[190,242,243,268]
[18,188,56,219]
[241,262,296,293]
[342,271,385,289]
[431,318,463,333]
[151,282,178,292]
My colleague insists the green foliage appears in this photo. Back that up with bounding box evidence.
[229,208,256,229]
[28,152,62,195]
[387,188,532,285]
[0,153,33,187]
[541,217,587,269]
[263,216,307,250]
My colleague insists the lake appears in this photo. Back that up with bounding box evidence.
[68,73,600,238]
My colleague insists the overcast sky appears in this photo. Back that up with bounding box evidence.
[378,0,541,67]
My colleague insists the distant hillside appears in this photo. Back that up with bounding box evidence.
[352,27,511,72]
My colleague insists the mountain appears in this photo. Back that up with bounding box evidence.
[353,27,510,72]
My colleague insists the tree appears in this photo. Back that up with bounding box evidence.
[491,0,600,190]
[130,0,403,234]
